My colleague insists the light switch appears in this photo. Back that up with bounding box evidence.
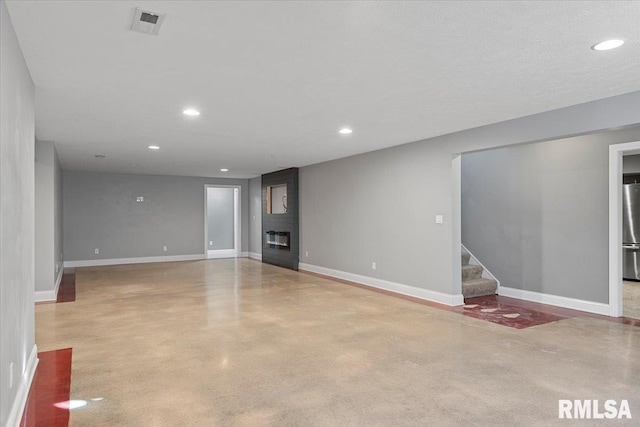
[435,215,444,224]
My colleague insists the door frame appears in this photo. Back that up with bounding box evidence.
[609,140,640,317]
[204,185,241,259]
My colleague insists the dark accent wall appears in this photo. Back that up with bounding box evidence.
[262,168,299,270]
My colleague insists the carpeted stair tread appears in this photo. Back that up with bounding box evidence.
[462,264,483,280]
[461,252,470,265]
[462,278,497,298]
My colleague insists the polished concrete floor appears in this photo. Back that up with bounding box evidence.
[35,259,640,426]
[623,280,640,320]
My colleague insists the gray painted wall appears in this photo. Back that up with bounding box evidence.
[35,140,63,294]
[0,1,36,424]
[249,177,262,255]
[54,143,63,276]
[63,171,249,261]
[462,127,640,304]
[623,154,640,174]
[300,90,640,301]
[207,187,235,250]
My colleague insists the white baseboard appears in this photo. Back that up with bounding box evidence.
[498,286,610,316]
[34,289,56,302]
[206,249,240,259]
[240,251,249,257]
[248,252,262,261]
[6,344,38,427]
[34,267,64,302]
[299,263,464,306]
[55,265,63,294]
[64,254,205,268]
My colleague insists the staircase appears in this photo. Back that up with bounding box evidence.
[461,251,497,298]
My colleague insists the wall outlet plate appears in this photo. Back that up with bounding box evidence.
[94,248,99,254]
[372,261,377,270]
[163,246,167,251]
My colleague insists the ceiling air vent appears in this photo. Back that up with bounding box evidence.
[131,8,165,36]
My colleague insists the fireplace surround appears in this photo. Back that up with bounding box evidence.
[261,168,299,270]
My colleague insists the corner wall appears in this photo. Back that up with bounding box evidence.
[0,1,37,425]
[63,171,249,264]
[35,141,63,301]
[300,91,640,306]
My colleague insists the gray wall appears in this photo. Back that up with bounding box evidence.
[207,187,235,250]
[300,90,640,300]
[54,142,63,276]
[623,154,640,174]
[249,176,262,255]
[63,171,249,261]
[35,140,63,295]
[462,127,640,304]
[0,1,36,424]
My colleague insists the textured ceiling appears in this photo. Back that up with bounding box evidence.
[6,0,640,178]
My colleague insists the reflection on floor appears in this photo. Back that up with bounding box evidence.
[623,280,640,319]
[30,259,640,426]
[20,348,72,427]
[56,273,76,303]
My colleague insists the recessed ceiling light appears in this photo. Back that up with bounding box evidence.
[183,108,200,116]
[591,39,624,51]
[220,168,229,172]
[148,145,160,150]
[339,128,353,135]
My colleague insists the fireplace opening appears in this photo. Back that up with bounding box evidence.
[265,231,290,250]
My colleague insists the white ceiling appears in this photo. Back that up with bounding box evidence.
[6,0,640,179]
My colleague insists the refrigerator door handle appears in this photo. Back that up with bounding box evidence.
[623,244,640,250]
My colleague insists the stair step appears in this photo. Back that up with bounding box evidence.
[462,264,483,280]
[461,252,470,265]
[462,278,497,298]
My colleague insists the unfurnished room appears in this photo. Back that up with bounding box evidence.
[2,1,640,426]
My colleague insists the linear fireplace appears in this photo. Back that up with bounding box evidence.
[265,231,290,250]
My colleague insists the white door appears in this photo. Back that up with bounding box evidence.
[206,186,239,259]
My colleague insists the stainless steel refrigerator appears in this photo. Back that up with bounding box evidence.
[623,183,640,280]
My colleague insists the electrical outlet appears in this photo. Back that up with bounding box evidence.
[94,248,99,254]
[435,214,444,224]
[136,196,144,202]
[305,251,309,257]
[252,215,256,221]
[9,362,14,389]
[209,241,213,246]
[372,262,377,270]
[163,246,167,251]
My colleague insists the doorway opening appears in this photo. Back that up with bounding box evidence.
[205,185,240,259]
[610,141,640,318]
[453,136,640,317]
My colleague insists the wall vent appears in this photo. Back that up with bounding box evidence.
[131,8,165,36]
